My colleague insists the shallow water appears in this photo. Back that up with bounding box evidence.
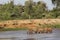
[0,29,60,40]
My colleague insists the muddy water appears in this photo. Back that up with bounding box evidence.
[0,29,60,40]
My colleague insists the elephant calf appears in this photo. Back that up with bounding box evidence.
[44,27,52,33]
[37,28,44,33]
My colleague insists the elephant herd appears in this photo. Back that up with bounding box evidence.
[27,27,52,34]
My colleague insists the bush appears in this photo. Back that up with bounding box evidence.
[54,24,60,28]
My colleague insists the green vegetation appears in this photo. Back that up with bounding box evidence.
[42,23,60,28]
[53,24,60,28]
[0,0,60,31]
[0,0,60,20]
[0,28,28,31]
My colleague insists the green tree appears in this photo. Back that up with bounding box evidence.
[24,0,34,19]
[52,0,60,18]
[52,0,60,8]
[34,1,47,19]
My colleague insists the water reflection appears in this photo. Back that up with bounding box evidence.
[23,38,36,40]
[0,29,60,40]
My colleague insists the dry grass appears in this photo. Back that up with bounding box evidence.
[0,19,60,29]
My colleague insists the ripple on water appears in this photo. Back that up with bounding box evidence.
[0,29,60,40]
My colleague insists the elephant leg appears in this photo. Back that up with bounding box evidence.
[28,31,33,34]
[44,30,48,33]
[37,30,43,34]
[39,31,41,34]
[48,30,52,33]
[27,30,33,34]
[35,31,37,34]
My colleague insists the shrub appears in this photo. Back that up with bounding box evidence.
[54,23,60,28]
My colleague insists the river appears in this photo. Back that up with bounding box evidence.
[0,29,60,40]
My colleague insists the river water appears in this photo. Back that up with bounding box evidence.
[0,29,60,40]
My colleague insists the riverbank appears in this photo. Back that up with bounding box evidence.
[0,28,28,31]
[0,19,60,31]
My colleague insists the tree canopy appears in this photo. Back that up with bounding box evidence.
[0,0,60,20]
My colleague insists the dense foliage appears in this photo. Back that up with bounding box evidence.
[0,0,60,20]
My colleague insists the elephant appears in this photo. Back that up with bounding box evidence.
[44,27,52,33]
[37,28,44,33]
[27,26,37,34]
[44,28,48,33]
[27,29,34,34]
[47,28,52,33]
